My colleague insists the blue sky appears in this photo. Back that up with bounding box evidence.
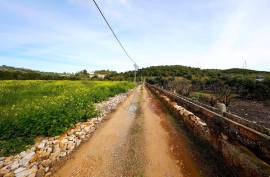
[0,0,270,72]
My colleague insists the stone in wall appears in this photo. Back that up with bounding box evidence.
[148,85,270,177]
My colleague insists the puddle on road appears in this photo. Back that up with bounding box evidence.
[125,88,140,117]
[147,93,202,177]
[127,102,138,116]
[147,89,235,177]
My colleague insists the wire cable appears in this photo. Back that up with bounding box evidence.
[91,0,136,65]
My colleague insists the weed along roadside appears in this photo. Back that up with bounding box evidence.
[0,81,135,177]
[0,81,135,156]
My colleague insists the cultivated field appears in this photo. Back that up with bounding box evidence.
[0,80,134,156]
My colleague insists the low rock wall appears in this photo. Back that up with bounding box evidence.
[0,91,131,177]
[147,84,270,177]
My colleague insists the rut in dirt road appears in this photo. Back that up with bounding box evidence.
[53,85,233,177]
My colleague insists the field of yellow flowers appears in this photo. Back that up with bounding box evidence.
[0,80,134,156]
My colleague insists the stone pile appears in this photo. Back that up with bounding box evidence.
[0,91,130,177]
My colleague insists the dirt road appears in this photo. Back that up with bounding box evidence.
[53,85,232,177]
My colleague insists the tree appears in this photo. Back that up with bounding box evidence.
[211,81,233,107]
[167,78,192,96]
[75,70,90,80]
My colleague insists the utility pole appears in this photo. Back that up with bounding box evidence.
[91,0,139,84]
[134,63,139,84]
[242,57,247,79]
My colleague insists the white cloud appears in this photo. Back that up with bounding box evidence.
[0,0,269,72]
[194,0,270,70]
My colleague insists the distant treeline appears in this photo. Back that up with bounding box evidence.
[110,65,270,80]
[108,65,270,100]
[0,66,118,80]
[0,65,79,80]
[1,64,270,100]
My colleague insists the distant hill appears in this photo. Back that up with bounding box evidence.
[0,65,119,80]
[0,65,77,80]
[108,65,270,100]
[110,65,270,80]
[1,64,269,81]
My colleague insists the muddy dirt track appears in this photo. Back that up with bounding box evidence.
[53,85,234,177]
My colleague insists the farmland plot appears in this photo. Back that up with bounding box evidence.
[0,80,134,156]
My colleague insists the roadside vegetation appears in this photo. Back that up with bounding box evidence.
[0,65,117,80]
[135,66,270,101]
[0,80,134,156]
[1,64,270,145]
[113,65,270,128]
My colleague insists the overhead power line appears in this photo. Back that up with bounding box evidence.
[91,0,137,65]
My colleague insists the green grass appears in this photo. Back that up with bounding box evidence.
[0,80,135,156]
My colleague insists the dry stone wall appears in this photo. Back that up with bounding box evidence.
[0,91,131,177]
[147,84,270,177]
